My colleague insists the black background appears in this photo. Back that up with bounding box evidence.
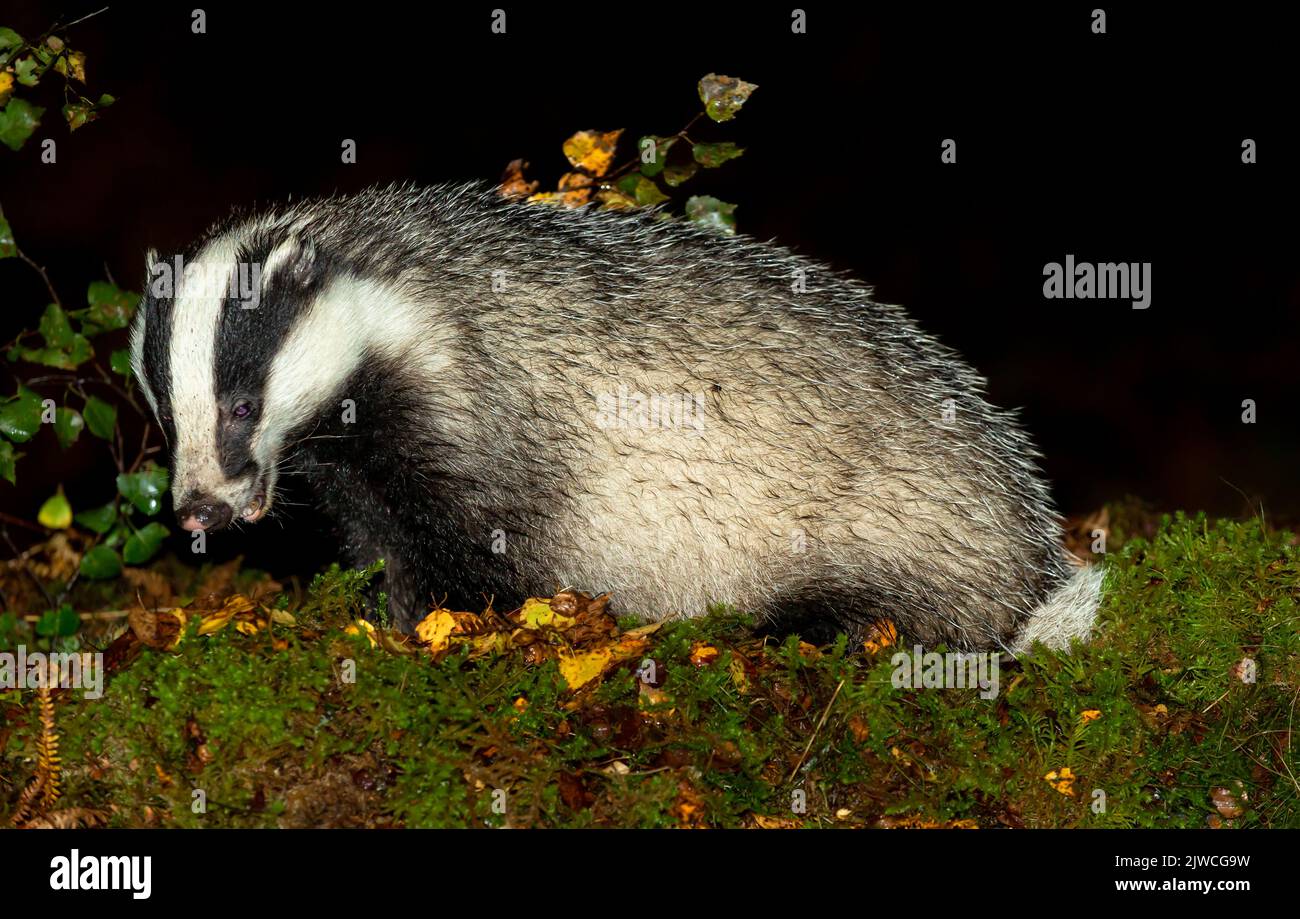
[2,3,1298,575]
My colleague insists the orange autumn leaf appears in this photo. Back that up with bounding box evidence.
[561,129,622,176]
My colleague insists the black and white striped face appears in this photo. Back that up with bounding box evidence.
[129,229,349,532]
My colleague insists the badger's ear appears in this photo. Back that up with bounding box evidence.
[264,233,319,289]
[143,248,175,300]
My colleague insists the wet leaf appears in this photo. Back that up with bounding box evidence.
[557,623,662,691]
[698,73,757,123]
[685,195,737,234]
[13,57,41,88]
[518,597,575,630]
[638,135,675,177]
[116,463,169,515]
[54,406,83,448]
[123,522,169,564]
[0,27,23,63]
[561,128,622,176]
[74,501,118,534]
[415,609,458,651]
[691,142,744,168]
[0,385,43,442]
[499,158,539,199]
[83,395,116,439]
[38,303,74,348]
[110,348,132,377]
[82,280,136,333]
[662,161,697,187]
[0,96,44,150]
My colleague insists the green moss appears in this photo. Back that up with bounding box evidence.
[3,510,1296,827]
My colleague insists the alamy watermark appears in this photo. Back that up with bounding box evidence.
[1043,254,1150,309]
[148,254,262,309]
[594,385,707,434]
[0,646,104,699]
[891,645,1000,699]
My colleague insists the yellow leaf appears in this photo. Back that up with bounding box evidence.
[557,626,660,691]
[38,489,73,530]
[862,620,898,654]
[561,129,623,176]
[528,188,591,208]
[415,609,457,651]
[689,642,719,667]
[518,597,575,630]
[345,619,378,648]
[558,647,614,690]
[728,656,750,694]
[198,595,256,635]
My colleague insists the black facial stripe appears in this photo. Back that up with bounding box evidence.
[213,235,336,476]
[141,284,175,422]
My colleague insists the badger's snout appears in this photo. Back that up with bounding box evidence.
[177,498,234,532]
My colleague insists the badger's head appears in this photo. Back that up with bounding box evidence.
[129,229,344,532]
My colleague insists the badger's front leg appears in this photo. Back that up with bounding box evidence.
[331,516,426,631]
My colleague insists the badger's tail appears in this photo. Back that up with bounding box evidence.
[1011,564,1106,655]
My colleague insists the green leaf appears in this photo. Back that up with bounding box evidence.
[79,544,122,579]
[638,135,676,178]
[0,96,44,151]
[14,56,41,87]
[0,385,43,442]
[54,406,84,448]
[83,395,117,439]
[74,501,118,534]
[38,488,72,529]
[110,348,133,377]
[38,302,74,348]
[117,463,169,516]
[692,142,745,168]
[0,27,22,65]
[685,195,738,235]
[662,161,698,188]
[0,210,15,258]
[62,94,113,133]
[83,281,136,333]
[0,440,17,483]
[630,176,669,207]
[12,333,93,369]
[697,73,758,123]
[36,605,81,638]
[123,522,169,564]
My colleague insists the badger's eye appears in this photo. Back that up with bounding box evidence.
[232,401,253,419]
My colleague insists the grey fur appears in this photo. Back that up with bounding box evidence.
[140,182,1102,653]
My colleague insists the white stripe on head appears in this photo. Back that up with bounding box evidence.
[252,274,451,486]
[168,234,241,504]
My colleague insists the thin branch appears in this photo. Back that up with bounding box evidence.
[788,678,846,783]
[16,249,62,307]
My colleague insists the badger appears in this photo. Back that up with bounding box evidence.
[129,182,1102,653]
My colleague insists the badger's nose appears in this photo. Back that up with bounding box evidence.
[177,501,233,532]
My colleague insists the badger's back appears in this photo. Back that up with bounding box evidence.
[172,183,1098,652]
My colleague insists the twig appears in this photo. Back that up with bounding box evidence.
[788,678,845,783]
[15,249,62,307]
